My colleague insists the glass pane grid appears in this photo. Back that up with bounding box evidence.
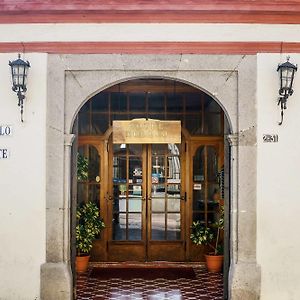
[78,80,223,136]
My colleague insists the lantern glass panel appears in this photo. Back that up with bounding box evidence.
[281,67,293,91]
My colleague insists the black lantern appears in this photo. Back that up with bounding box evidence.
[277,57,297,125]
[9,54,30,122]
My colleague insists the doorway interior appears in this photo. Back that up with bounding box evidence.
[76,78,225,263]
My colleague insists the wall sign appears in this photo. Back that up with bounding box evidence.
[113,119,181,144]
[0,125,12,136]
[193,184,202,190]
[0,149,10,159]
[263,134,279,143]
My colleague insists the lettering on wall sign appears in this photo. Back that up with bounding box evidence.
[0,125,12,136]
[113,119,181,144]
[263,134,279,143]
[0,149,9,159]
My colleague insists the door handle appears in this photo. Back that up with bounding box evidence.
[181,192,187,201]
[142,197,146,201]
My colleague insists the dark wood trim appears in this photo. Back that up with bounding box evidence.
[1,1,300,24]
[1,42,300,54]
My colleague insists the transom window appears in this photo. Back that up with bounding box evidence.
[78,79,223,136]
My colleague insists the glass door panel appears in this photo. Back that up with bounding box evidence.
[150,144,182,241]
[112,144,144,242]
[109,141,185,261]
[190,141,223,261]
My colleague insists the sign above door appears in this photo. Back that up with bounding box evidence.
[113,119,181,144]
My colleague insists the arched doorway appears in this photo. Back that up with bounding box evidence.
[75,78,227,263]
[42,54,260,300]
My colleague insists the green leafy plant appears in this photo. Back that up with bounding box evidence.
[190,205,224,255]
[76,201,105,256]
[77,153,88,181]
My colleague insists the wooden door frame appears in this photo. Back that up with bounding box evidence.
[78,129,224,262]
[187,136,224,261]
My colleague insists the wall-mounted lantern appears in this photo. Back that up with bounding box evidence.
[9,54,30,122]
[277,57,297,125]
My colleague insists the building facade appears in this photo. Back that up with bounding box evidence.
[0,1,300,299]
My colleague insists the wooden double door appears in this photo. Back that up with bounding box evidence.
[107,141,186,261]
[78,134,224,262]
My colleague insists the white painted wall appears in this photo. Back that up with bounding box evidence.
[257,53,300,300]
[0,23,299,42]
[0,53,47,300]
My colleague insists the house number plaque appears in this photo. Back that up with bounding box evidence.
[263,134,279,143]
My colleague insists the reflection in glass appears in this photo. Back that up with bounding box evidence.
[207,147,218,181]
[151,184,165,195]
[113,213,126,240]
[111,113,128,121]
[91,113,109,134]
[88,146,100,181]
[167,213,180,240]
[148,93,165,112]
[167,195,180,212]
[208,183,220,203]
[111,92,127,112]
[152,144,167,155]
[193,189,205,210]
[204,113,221,135]
[152,156,165,183]
[77,183,88,205]
[193,212,205,224]
[113,156,127,182]
[151,213,165,240]
[185,115,202,135]
[128,198,142,212]
[208,212,217,225]
[88,184,100,205]
[129,157,142,182]
[129,93,146,112]
[128,213,142,240]
[151,197,165,212]
[186,94,201,112]
[204,97,221,113]
[78,113,89,134]
[129,185,142,196]
[193,146,204,182]
[167,184,181,195]
[113,144,126,154]
[128,144,142,155]
[167,156,180,181]
[167,94,183,112]
[91,93,109,112]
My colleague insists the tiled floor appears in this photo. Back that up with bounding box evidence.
[76,263,224,300]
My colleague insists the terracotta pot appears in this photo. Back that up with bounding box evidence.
[76,255,90,273]
[205,254,224,273]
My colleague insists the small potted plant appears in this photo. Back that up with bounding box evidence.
[76,201,105,272]
[190,205,224,272]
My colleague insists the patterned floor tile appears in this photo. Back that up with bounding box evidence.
[77,264,223,299]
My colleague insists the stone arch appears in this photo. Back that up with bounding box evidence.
[68,75,233,135]
[42,54,260,300]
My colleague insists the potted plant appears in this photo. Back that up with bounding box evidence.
[190,204,224,272]
[76,201,105,272]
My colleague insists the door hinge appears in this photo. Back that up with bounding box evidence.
[185,142,187,152]
[181,192,187,202]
